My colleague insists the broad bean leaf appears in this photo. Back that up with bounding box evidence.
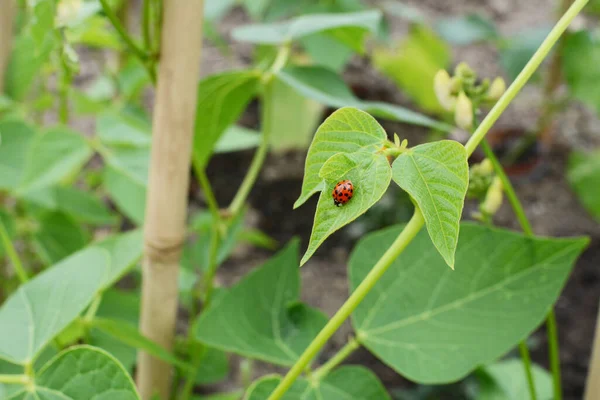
[478,359,552,400]
[32,211,90,264]
[567,150,600,221]
[373,25,450,113]
[0,248,108,364]
[195,240,328,366]
[562,31,600,114]
[54,186,118,225]
[0,119,37,191]
[232,10,382,52]
[18,127,93,194]
[277,66,449,130]
[97,111,151,147]
[392,140,468,268]
[246,366,390,399]
[193,70,261,170]
[300,33,354,72]
[434,14,498,45]
[294,107,387,209]
[7,346,139,400]
[214,125,261,153]
[302,151,391,265]
[195,346,230,385]
[350,223,588,383]
[65,15,123,50]
[92,229,143,289]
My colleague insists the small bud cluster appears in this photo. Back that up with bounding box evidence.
[434,62,506,131]
[467,159,504,222]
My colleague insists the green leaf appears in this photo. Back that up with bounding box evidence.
[478,359,553,400]
[116,57,152,101]
[300,33,354,72]
[562,30,600,113]
[91,318,191,371]
[54,186,118,225]
[214,125,261,154]
[193,70,261,170]
[350,223,588,383]
[92,229,143,289]
[392,140,468,268]
[17,127,93,194]
[567,150,600,221]
[232,10,382,52]
[8,346,139,400]
[65,15,124,50]
[0,210,16,258]
[0,118,37,191]
[32,211,90,264]
[97,111,151,147]
[195,346,230,385]
[301,151,391,265]
[277,66,448,130]
[193,392,243,400]
[195,240,328,366]
[0,248,108,364]
[246,366,391,399]
[500,26,551,81]
[294,107,387,209]
[434,14,498,45]
[373,24,450,114]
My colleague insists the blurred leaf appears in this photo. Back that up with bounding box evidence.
[117,57,151,101]
[478,359,553,400]
[350,224,588,383]
[567,149,600,221]
[54,186,118,225]
[302,151,391,265]
[246,366,390,399]
[0,118,36,191]
[294,107,387,209]
[562,30,600,113]
[195,240,328,366]
[0,248,108,364]
[0,209,16,258]
[92,229,143,289]
[17,127,93,194]
[214,125,261,154]
[300,33,355,72]
[392,140,468,268]
[373,24,450,113]
[195,346,230,385]
[97,110,151,147]
[193,70,261,170]
[7,346,140,400]
[382,2,424,23]
[193,392,243,400]
[65,15,124,49]
[435,14,498,45]
[232,10,382,53]
[91,318,191,371]
[277,66,450,131]
[204,0,237,21]
[238,228,278,250]
[499,26,551,81]
[33,211,90,264]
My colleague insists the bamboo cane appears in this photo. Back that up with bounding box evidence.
[136,1,204,399]
[0,0,15,94]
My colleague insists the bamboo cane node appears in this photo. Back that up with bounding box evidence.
[144,237,185,263]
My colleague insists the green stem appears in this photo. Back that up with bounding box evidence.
[518,342,538,400]
[268,1,588,398]
[227,77,275,217]
[0,374,29,385]
[464,0,589,156]
[196,168,220,221]
[268,210,425,400]
[547,309,562,400]
[202,221,221,309]
[0,217,28,283]
[312,337,360,381]
[142,0,152,51]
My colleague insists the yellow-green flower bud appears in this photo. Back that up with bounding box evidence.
[434,69,455,111]
[454,91,473,130]
[486,77,506,101]
[480,176,504,217]
[454,62,475,79]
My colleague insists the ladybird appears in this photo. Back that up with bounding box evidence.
[332,180,353,207]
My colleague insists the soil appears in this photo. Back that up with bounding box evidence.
[66,0,600,399]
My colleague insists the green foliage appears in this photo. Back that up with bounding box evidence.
[562,30,600,113]
[97,111,151,147]
[52,186,118,225]
[195,346,230,385]
[391,140,469,268]
[498,27,550,81]
[195,240,328,366]
[350,224,588,383]
[232,10,382,53]
[373,25,450,113]
[7,346,139,400]
[246,366,390,399]
[478,359,553,400]
[32,211,89,264]
[0,248,108,364]
[435,14,499,45]
[0,119,37,191]
[193,71,261,170]
[567,149,600,221]
[214,125,262,154]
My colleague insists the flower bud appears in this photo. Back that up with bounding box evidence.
[480,176,504,217]
[454,62,475,79]
[434,69,455,111]
[486,77,506,101]
[454,91,473,130]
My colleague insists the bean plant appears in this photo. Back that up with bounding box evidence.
[0,0,596,399]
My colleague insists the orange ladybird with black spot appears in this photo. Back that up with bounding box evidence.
[332,179,353,207]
